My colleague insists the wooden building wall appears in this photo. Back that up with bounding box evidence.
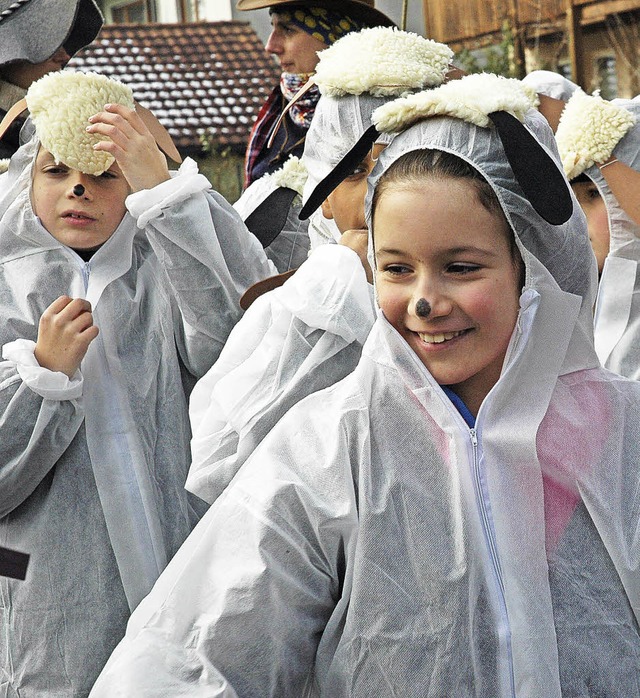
[424,0,640,43]
[423,0,640,96]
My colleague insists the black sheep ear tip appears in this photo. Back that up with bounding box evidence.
[299,124,380,221]
[542,198,574,226]
[298,197,317,221]
[244,186,299,248]
[488,111,574,225]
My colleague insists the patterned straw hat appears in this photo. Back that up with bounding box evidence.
[236,0,394,28]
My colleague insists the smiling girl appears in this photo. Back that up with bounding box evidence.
[373,149,524,417]
[92,75,640,697]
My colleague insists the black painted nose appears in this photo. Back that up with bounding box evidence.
[416,298,432,318]
[73,184,85,197]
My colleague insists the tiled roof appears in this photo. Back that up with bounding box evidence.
[69,22,280,154]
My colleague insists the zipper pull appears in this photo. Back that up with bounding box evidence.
[81,261,91,292]
[469,427,478,446]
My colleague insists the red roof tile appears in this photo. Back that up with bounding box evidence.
[69,22,280,154]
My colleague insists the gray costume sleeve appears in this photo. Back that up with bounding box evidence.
[0,359,84,517]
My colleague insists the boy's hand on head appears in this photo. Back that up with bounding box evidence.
[87,104,171,192]
[34,296,99,378]
[339,228,373,283]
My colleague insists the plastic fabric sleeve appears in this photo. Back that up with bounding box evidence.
[129,166,275,378]
[88,393,359,696]
[126,158,212,229]
[0,348,85,517]
[2,338,83,400]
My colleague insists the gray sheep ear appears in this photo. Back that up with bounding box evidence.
[135,103,182,164]
[488,110,574,225]
[244,186,299,248]
[299,124,379,221]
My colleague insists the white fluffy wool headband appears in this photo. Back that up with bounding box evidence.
[554,89,636,179]
[372,72,539,133]
[267,26,455,149]
[26,71,135,176]
[313,26,454,97]
[301,71,573,226]
[269,155,308,197]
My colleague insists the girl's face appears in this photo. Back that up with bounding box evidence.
[374,177,522,416]
[31,148,130,251]
[571,180,610,274]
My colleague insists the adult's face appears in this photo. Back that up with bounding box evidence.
[1,47,70,89]
[265,11,327,73]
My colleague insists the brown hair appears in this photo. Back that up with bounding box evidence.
[372,148,523,267]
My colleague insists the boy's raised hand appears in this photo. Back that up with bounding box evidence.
[34,296,99,378]
[86,104,171,192]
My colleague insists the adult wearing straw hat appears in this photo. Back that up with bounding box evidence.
[0,0,103,159]
[237,0,394,187]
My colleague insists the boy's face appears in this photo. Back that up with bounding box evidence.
[321,143,385,234]
[31,148,130,251]
[571,179,610,274]
[374,177,522,415]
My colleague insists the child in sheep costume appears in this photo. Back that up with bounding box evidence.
[558,91,640,380]
[91,73,640,695]
[186,27,454,505]
[525,70,640,380]
[0,71,274,696]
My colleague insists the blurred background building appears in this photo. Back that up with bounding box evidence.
[73,0,640,202]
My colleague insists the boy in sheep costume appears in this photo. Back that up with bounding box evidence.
[0,71,274,696]
[186,27,454,505]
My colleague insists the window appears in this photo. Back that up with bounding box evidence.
[596,55,618,99]
[111,0,148,23]
[558,62,572,80]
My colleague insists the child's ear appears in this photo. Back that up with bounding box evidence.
[321,197,334,220]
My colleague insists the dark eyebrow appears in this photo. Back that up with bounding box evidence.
[271,15,293,29]
[446,246,497,258]
[376,245,499,259]
[375,247,406,257]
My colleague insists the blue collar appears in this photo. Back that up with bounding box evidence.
[441,385,476,428]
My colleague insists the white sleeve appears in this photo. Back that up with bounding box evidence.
[125,159,277,377]
[90,395,358,697]
[3,338,83,400]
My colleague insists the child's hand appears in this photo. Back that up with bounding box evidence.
[34,296,99,378]
[339,229,373,284]
[87,104,171,192]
